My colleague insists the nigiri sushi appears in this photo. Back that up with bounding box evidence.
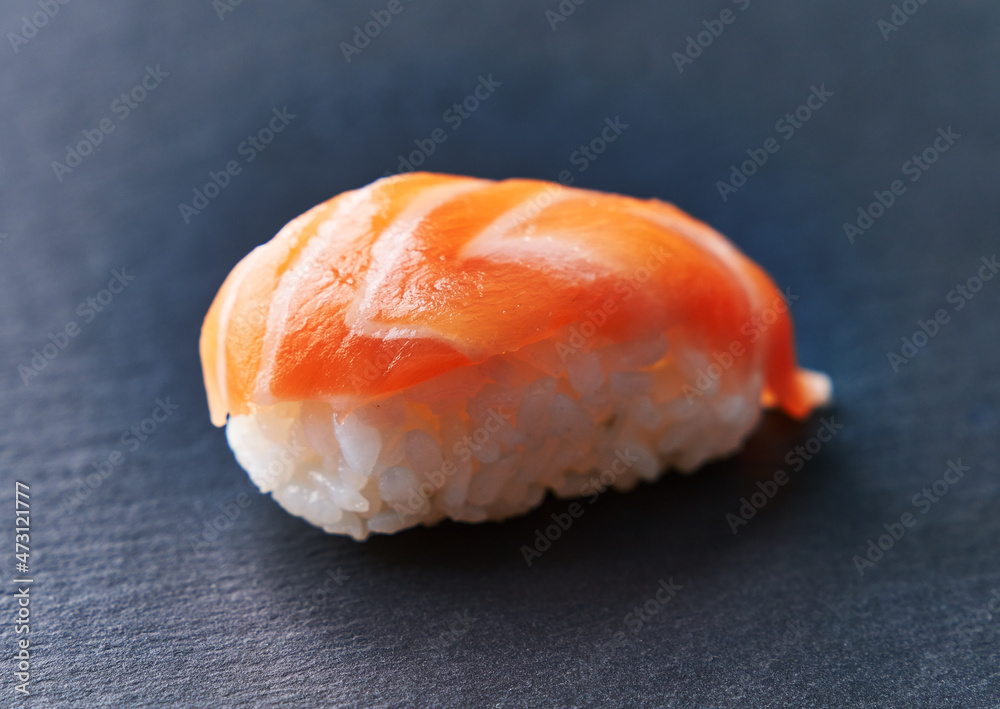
[200,172,831,540]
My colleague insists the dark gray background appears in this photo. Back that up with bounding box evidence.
[1,1,998,707]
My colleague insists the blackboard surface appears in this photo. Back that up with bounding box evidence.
[2,1,998,707]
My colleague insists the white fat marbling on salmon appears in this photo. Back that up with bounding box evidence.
[344,179,488,345]
[630,204,763,315]
[457,184,596,268]
[252,190,371,406]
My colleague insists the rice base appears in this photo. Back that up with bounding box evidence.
[225,325,764,540]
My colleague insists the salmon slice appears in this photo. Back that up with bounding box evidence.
[200,173,830,427]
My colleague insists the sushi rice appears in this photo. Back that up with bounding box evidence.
[225,323,821,540]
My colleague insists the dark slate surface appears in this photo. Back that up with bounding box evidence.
[1,1,998,707]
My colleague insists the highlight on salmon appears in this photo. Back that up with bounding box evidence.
[200,172,831,540]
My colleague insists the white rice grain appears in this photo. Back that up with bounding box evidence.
[226,325,766,539]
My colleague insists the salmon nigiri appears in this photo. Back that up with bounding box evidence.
[200,173,831,540]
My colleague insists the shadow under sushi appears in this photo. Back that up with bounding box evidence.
[236,409,856,679]
[354,410,842,565]
[244,408,851,585]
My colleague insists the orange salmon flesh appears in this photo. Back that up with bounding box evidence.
[200,173,830,427]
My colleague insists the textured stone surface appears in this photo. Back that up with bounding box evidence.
[1,1,998,706]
